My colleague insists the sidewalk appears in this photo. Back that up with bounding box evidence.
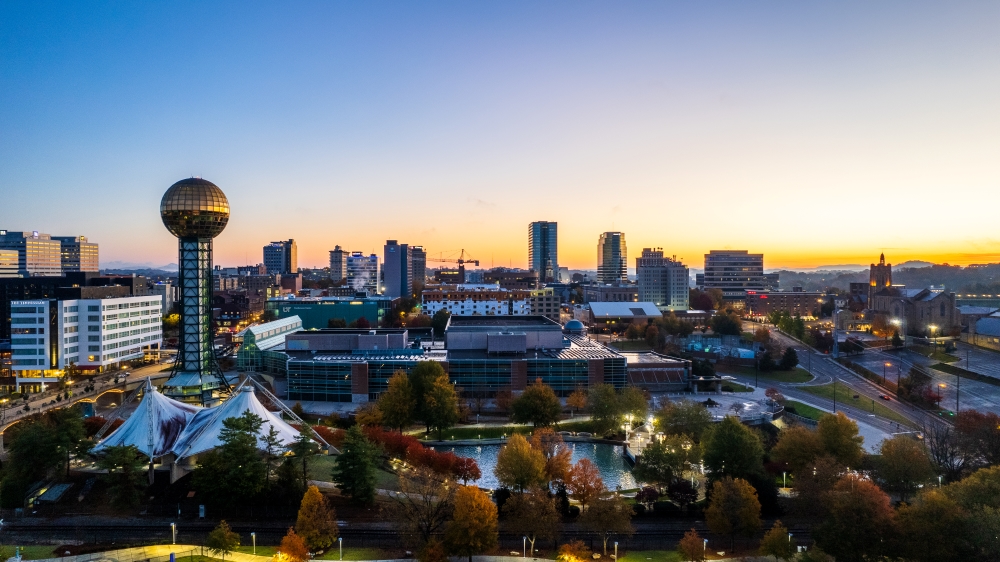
[29,545,271,562]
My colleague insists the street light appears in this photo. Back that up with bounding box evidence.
[614,542,618,560]
[783,472,787,488]
[523,536,527,558]
[788,533,793,545]
[703,539,708,557]
[171,522,176,545]
[339,537,343,560]
[251,532,256,555]
[883,363,891,387]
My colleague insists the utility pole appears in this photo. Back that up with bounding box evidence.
[833,377,837,413]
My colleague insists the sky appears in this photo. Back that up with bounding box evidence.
[2,1,999,271]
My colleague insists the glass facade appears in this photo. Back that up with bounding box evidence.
[160,178,230,238]
[287,361,353,402]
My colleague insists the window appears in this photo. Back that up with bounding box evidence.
[88,326,99,332]
[10,307,39,314]
[11,318,37,324]
[88,315,100,322]
[88,305,99,311]
[88,345,100,352]
[12,349,38,355]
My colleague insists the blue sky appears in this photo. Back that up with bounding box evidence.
[2,2,999,269]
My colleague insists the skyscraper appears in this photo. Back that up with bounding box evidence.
[383,240,413,299]
[411,246,427,287]
[53,235,99,272]
[597,232,627,284]
[329,245,347,282]
[703,250,765,301]
[263,239,297,275]
[159,177,231,405]
[0,230,62,276]
[636,248,689,311]
[528,222,558,283]
[347,252,380,294]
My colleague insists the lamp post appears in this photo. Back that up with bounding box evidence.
[788,533,793,545]
[523,536,527,558]
[614,542,618,560]
[703,539,708,558]
[783,472,787,488]
[339,537,343,560]
[883,362,890,387]
[171,522,176,545]
[251,532,256,555]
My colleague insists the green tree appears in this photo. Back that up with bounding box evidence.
[193,412,268,507]
[444,485,498,562]
[502,487,561,555]
[206,520,241,560]
[291,423,319,490]
[705,477,762,552]
[580,493,635,555]
[424,373,460,440]
[625,323,642,341]
[758,520,795,561]
[378,370,416,431]
[510,379,562,427]
[619,385,649,423]
[896,490,970,562]
[702,416,765,480]
[331,426,379,505]
[295,485,339,550]
[778,347,799,371]
[96,444,146,508]
[655,400,712,442]
[632,436,689,492]
[874,435,934,502]
[1,419,62,507]
[711,310,742,336]
[431,309,451,337]
[817,412,865,468]
[494,434,547,492]
[588,384,622,436]
[261,423,287,489]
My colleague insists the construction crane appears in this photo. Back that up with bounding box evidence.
[427,249,480,283]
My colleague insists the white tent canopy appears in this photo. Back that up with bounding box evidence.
[93,380,202,458]
[171,383,301,460]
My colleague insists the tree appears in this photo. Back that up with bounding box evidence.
[678,529,705,562]
[875,435,934,502]
[261,423,287,489]
[702,416,765,481]
[206,520,241,560]
[531,428,572,483]
[327,317,347,328]
[817,412,865,468]
[704,477,762,552]
[815,475,897,562]
[431,309,450,337]
[193,412,268,507]
[634,486,659,509]
[444,485,498,562]
[502,487,561,555]
[667,479,699,509]
[331,426,379,505]
[495,388,514,413]
[758,520,795,561]
[778,347,799,371]
[625,323,642,341]
[645,324,660,349]
[378,371,416,431]
[710,310,742,336]
[632,436,689,491]
[588,384,622,435]
[494,434,547,492]
[567,388,588,417]
[295,485,339,550]
[277,528,310,562]
[96,444,146,508]
[954,409,1000,467]
[655,400,712,442]
[392,466,457,546]
[454,456,482,484]
[557,541,592,562]
[580,493,635,555]
[896,490,970,562]
[511,379,562,427]
[891,331,904,348]
[567,458,606,512]
[355,402,384,428]
[424,373,460,440]
[291,423,319,490]
[771,426,824,475]
[620,385,649,422]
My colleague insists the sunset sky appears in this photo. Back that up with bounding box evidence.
[2,2,999,271]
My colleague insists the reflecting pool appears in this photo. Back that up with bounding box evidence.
[437,442,637,490]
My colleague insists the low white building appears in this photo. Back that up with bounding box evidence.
[10,295,162,390]
[422,284,531,316]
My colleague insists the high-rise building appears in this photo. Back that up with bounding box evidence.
[411,246,427,286]
[347,252,380,294]
[703,250,765,301]
[383,240,413,299]
[0,249,18,278]
[597,232,627,284]
[636,248,689,311]
[52,236,99,272]
[0,230,63,277]
[159,177,231,405]
[263,239,297,275]
[329,245,348,282]
[529,222,558,283]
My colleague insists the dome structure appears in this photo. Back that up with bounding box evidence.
[564,319,586,334]
[160,178,230,238]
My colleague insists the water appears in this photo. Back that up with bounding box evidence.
[437,442,637,490]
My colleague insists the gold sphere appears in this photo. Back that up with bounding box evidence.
[160,178,230,238]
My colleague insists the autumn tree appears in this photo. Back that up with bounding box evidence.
[704,477,762,552]
[567,389,588,417]
[424,373,460,440]
[494,433,547,492]
[557,541,592,562]
[331,426,379,505]
[378,370,416,431]
[771,426,824,475]
[206,520,241,560]
[677,529,705,562]
[295,485,339,550]
[814,475,897,562]
[567,458,606,512]
[511,379,563,427]
[874,435,934,502]
[502,487,561,556]
[454,457,482,484]
[817,412,865,468]
[531,428,572,483]
[276,528,310,562]
[355,402,383,427]
[393,466,457,546]
[896,490,970,562]
[445,485,498,562]
[787,455,842,519]
[758,520,795,561]
[655,400,712,442]
[581,492,635,555]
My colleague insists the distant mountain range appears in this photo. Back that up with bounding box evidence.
[102,261,178,271]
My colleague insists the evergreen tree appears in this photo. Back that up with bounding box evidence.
[331,426,379,505]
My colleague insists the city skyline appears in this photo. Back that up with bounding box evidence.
[2,2,999,270]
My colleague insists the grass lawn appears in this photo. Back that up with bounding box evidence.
[783,400,826,421]
[315,547,391,560]
[618,550,683,562]
[11,546,63,560]
[799,383,915,427]
[931,363,1000,387]
[426,419,597,441]
[718,365,813,384]
[308,453,338,481]
[909,345,960,363]
[721,381,754,393]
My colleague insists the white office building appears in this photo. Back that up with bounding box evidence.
[421,284,532,316]
[10,296,162,390]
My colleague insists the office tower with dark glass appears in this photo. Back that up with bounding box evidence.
[159,178,231,405]
[597,231,627,284]
[383,240,413,299]
[528,221,558,283]
[637,248,689,311]
[53,236,99,272]
[703,250,765,301]
[264,239,297,275]
[329,245,347,282]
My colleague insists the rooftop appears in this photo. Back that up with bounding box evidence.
[588,302,662,318]
[447,315,561,328]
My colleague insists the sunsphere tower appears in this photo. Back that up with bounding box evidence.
[160,178,231,405]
